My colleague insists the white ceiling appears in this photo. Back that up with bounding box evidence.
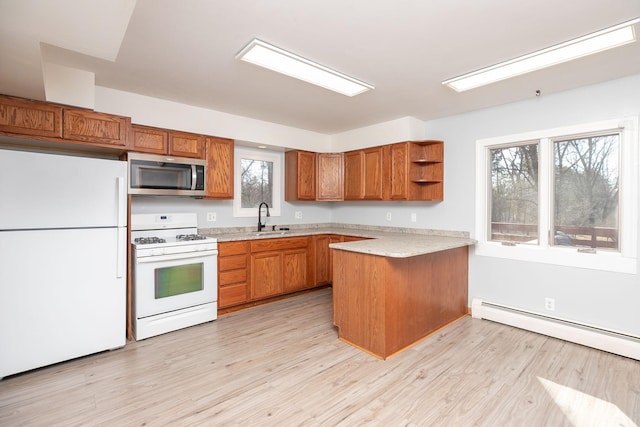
[1,0,639,135]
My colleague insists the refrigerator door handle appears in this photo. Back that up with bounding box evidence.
[116,227,126,278]
[117,176,127,227]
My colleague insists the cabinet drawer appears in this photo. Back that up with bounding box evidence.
[219,283,248,308]
[218,241,250,256]
[219,254,247,271]
[220,269,247,286]
[250,236,309,253]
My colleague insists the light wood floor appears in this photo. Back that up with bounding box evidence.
[1,288,639,426]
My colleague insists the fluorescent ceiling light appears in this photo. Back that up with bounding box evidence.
[443,18,640,92]
[236,38,373,97]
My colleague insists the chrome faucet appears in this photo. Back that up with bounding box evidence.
[257,202,270,232]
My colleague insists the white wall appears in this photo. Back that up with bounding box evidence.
[423,73,640,337]
[95,86,331,151]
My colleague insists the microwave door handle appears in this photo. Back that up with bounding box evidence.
[191,165,197,190]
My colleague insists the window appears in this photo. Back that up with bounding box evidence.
[233,147,282,217]
[476,118,638,273]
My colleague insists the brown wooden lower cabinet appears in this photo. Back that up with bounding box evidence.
[217,241,250,309]
[332,245,469,359]
[218,234,372,312]
[250,251,283,299]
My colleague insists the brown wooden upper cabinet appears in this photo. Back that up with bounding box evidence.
[0,95,63,139]
[286,150,344,201]
[343,150,363,200]
[130,124,205,159]
[385,140,444,201]
[344,147,384,200]
[317,153,344,201]
[63,108,130,148]
[0,95,129,150]
[205,136,234,199]
[404,140,444,201]
[285,150,317,201]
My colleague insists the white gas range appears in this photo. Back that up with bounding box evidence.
[131,213,218,340]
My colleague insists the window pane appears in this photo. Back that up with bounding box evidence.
[240,158,273,209]
[490,143,539,243]
[553,133,619,250]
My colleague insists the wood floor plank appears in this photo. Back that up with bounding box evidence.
[1,288,639,426]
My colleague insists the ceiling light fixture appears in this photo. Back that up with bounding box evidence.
[236,38,374,97]
[443,18,640,92]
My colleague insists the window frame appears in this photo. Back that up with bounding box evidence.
[475,117,638,274]
[233,146,282,218]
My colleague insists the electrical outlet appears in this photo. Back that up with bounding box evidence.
[411,213,417,222]
[206,212,216,222]
[386,212,392,221]
[295,211,303,219]
[545,297,555,311]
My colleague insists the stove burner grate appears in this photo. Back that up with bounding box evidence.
[176,234,207,241]
[134,236,166,245]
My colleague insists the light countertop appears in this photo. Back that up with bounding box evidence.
[200,223,476,258]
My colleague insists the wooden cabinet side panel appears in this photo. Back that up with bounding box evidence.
[205,137,234,198]
[314,235,331,285]
[317,153,344,201]
[63,109,129,146]
[250,252,283,299]
[0,96,62,138]
[332,250,386,357]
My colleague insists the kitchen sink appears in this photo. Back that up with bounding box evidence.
[254,230,290,236]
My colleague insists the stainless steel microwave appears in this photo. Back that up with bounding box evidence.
[128,152,206,197]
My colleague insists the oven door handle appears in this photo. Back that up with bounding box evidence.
[136,249,218,264]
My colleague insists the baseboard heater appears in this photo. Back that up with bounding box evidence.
[471,298,640,361]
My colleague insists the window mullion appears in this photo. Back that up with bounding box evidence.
[538,138,551,247]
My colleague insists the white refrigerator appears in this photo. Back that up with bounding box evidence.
[0,149,127,378]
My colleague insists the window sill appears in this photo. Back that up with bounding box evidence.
[475,242,637,274]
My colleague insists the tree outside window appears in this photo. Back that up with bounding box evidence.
[489,131,620,250]
[240,158,273,209]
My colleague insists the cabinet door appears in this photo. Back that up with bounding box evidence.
[63,109,129,147]
[169,131,205,158]
[130,124,168,154]
[285,150,316,200]
[343,150,364,200]
[388,142,408,199]
[205,137,234,199]
[283,248,309,292]
[317,153,344,201]
[314,235,331,285]
[251,251,283,299]
[0,95,62,138]
[363,146,383,200]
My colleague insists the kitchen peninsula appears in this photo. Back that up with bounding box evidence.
[205,224,475,359]
[330,235,472,359]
